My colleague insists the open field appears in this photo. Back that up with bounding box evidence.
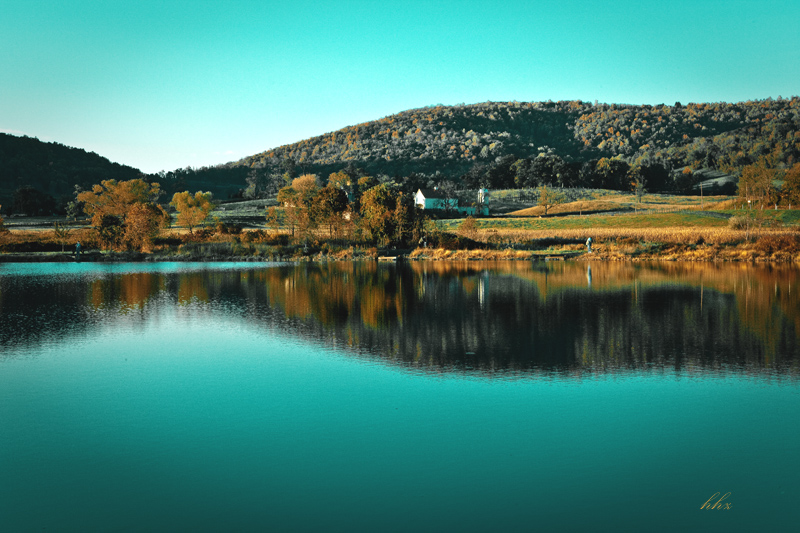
[2,190,800,262]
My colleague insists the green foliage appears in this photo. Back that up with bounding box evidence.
[228,98,799,192]
[0,133,142,211]
[13,186,57,215]
[6,98,799,204]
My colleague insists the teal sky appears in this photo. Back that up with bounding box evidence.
[1,0,798,174]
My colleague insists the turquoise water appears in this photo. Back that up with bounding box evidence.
[1,262,798,531]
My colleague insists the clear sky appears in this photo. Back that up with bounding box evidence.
[1,0,798,174]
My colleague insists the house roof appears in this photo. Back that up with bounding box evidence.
[416,188,447,199]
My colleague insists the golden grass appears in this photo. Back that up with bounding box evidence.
[508,201,622,217]
[476,226,796,245]
[408,248,534,260]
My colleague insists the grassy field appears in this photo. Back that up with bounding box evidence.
[3,189,800,262]
[439,212,730,232]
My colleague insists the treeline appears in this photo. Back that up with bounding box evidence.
[3,98,799,214]
[270,171,423,247]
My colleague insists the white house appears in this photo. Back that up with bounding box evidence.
[414,188,489,216]
[415,188,457,210]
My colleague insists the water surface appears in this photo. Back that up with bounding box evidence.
[1,261,798,531]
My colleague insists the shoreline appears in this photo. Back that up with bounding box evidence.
[2,243,799,264]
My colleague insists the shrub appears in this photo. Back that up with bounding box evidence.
[754,235,800,254]
[215,221,243,235]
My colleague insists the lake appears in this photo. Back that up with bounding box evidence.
[1,261,798,532]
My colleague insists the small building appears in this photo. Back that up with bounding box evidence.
[414,188,489,216]
[415,188,458,211]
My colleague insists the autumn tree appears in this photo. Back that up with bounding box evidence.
[629,166,647,203]
[392,191,423,245]
[77,179,162,226]
[537,185,565,215]
[780,163,800,207]
[265,206,280,231]
[459,216,479,240]
[53,222,73,252]
[328,170,353,195]
[124,203,168,252]
[360,184,422,246]
[276,174,320,240]
[76,179,166,251]
[738,162,777,208]
[313,186,349,237]
[170,191,214,233]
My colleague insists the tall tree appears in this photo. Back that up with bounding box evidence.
[77,179,162,227]
[537,185,565,215]
[76,179,166,251]
[313,186,349,237]
[738,162,777,207]
[170,191,214,233]
[780,163,800,207]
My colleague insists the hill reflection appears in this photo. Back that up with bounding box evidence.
[1,262,798,376]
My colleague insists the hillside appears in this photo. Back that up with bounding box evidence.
[230,98,799,193]
[0,133,143,213]
[2,98,799,212]
[0,134,246,213]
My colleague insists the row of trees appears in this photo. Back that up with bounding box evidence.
[270,173,424,247]
[459,153,676,195]
[738,161,800,208]
[75,179,214,252]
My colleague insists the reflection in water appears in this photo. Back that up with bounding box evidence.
[1,261,799,376]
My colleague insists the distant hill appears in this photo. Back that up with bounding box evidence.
[0,133,144,213]
[229,98,799,192]
[0,134,245,213]
[3,97,798,212]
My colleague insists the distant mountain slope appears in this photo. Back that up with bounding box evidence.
[233,98,800,183]
[2,97,798,210]
[0,133,143,209]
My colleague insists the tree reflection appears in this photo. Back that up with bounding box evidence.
[1,262,798,376]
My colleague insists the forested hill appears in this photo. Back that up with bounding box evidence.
[0,133,143,212]
[3,98,799,213]
[231,98,799,194]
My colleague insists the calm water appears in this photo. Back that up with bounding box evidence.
[1,261,798,532]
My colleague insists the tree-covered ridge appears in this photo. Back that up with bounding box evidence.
[3,97,799,212]
[575,99,800,171]
[0,133,143,204]
[237,101,588,177]
[234,98,800,181]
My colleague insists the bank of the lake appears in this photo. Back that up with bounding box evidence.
[2,237,800,263]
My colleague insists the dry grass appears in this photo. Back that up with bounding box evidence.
[409,248,534,260]
[480,226,755,245]
[508,200,622,217]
